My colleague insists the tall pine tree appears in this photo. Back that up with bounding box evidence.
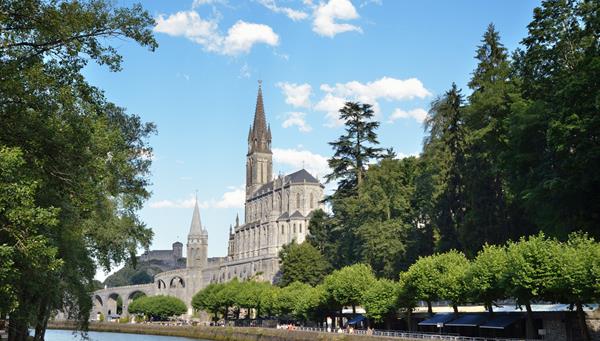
[424,84,468,252]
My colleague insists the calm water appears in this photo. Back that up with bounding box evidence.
[44,329,210,341]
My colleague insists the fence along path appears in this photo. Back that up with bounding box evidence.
[292,326,539,341]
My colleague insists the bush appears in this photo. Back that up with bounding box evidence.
[128,295,187,320]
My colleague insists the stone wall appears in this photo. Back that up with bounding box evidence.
[587,310,600,341]
[48,321,422,341]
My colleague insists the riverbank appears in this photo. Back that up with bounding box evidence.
[47,321,420,341]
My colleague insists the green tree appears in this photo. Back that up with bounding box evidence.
[0,1,157,339]
[423,84,468,252]
[550,233,600,341]
[433,251,470,315]
[362,279,399,327]
[325,102,383,195]
[128,295,187,321]
[505,233,560,339]
[356,157,420,278]
[307,209,341,268]
[400,255,439,315]
[507,0,600,238]
[466,244,508,313]
[276,281,312,319]
[323,263,376,315]
[324,102,384,267]
[192,283,225,321]
[278,241,331,287]
[461,24,530,255]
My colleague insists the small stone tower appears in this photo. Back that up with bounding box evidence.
[186,197,208,269]
[172,241,183,259]
[246,81,272,196]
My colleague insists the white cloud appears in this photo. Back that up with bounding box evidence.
[192,0,226,8]
[396,151,421,159]
[214,186,245,208]
[239,63,251,78]
[273,147,329,178]
[388,108,428,123]
[277,82,312,108]
[222,21,279,55]
[154,11,279,56]
[313,0,362,37]
[313,93,347,127]
[149,186,244,210]
[282,112,312,132]
[149,195,197,209]
[315,77,431,127]
[258,0,309,21]
[322,77,432,102]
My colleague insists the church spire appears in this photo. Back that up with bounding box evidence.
[246,81,273,193]
[253,81,267,136]
[189,196,205,236]
[249,81,271,154]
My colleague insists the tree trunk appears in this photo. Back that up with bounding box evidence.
[525,302,535,340]
[33,297,50,341]
[352,305,356,316]
[427,301,433,316]
[576,302,591,341]
[8,316,28,341]
[486,302,494,315]
[406,310,412,332]
[452,304,458,315]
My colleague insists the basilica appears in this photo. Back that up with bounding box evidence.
[92,83,325,317]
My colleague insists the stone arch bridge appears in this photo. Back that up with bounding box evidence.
[92,268,196,319]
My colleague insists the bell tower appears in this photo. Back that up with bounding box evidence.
[246,81,272,195]
[186,196,208,269]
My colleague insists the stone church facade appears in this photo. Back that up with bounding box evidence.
[92,84,324,318]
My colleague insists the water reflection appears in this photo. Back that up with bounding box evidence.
[44,329,208,341]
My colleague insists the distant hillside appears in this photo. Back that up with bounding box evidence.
[103,258,186,288]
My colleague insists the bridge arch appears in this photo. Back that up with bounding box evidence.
[169,276,185,289]
[107,293,123,318]
[157,279,167,290]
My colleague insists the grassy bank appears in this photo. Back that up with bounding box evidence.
[47,321,419,341]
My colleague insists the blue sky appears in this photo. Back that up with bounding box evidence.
[89,0,540,280]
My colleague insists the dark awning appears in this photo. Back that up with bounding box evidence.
[445,314,489,327]
[347,315,366,325]
[418,313,456,326]
[479,314,522,329]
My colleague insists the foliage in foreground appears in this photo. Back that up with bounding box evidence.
[0,0,157,340]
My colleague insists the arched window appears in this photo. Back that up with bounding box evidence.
[293,224,296,233]
[310,192,314,209]
[281,225,284,235]
[278,193,282,210]
[296,193,301,209]
[299,224,303,233]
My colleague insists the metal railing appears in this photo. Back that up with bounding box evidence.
[292,326,539,341]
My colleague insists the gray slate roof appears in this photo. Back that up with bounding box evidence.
[252,169,321,198]
[289,211,305,219]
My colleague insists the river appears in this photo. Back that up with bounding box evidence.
[44,329,210,341]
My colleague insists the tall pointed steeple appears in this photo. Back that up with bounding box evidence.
[189,196,204,236]
[246,81,273,195]
[249,80,271,154]
[187,194,208,269]
[253,81,266,134]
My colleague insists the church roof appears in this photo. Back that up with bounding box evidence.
[290,211,305,219]
[287,169,320,184]
[252,169,321,197]
[189,198,207,236]
[278,212,289,220]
